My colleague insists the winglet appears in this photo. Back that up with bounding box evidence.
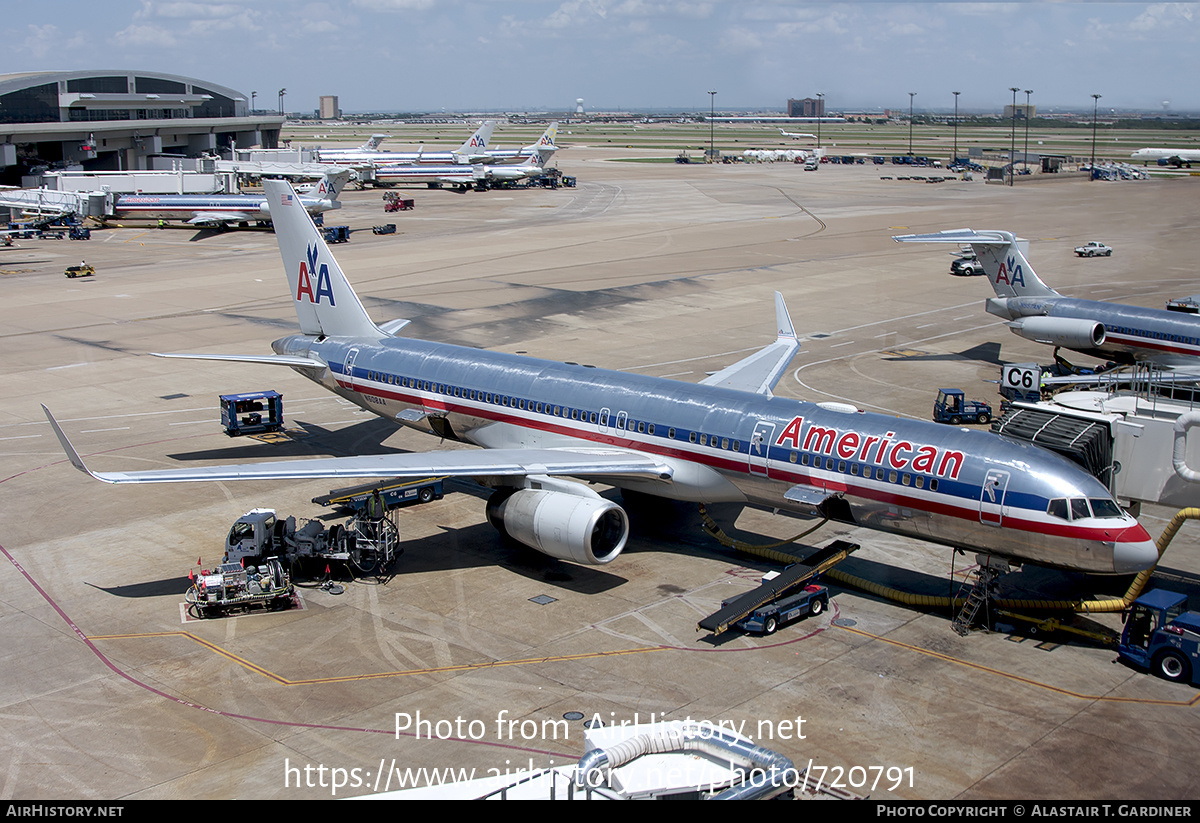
[698,292,801,396]
[775,290,796,342]
[42,405,112,483]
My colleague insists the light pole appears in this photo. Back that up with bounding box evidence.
[708,90,716,162]
[816,92,825,150]
[251,90,256,114]
[952,91,960,163]
[908,92,916,155]
[278,88,287,116]
[1023,89,1032,174]
[1009,86,1019,185]
[1090,93,1102,178]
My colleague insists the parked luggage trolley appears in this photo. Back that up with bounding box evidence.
[220,391,283,436]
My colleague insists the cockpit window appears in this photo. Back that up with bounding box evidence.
[1047,498,1069,520]
[1089,498,1124,519]
[1070,498,1091,520]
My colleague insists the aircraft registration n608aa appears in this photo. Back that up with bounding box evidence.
[43,182,1157,575]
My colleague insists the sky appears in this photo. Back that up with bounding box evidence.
[9,1,1200,115]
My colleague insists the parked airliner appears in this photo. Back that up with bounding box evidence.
[43,187,1157,574]
[894,228,1200,370]
[482,123,560,165]
[1130,147,1200,167]
[316,122,496,167]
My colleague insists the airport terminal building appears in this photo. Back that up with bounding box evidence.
[0,70,283,183]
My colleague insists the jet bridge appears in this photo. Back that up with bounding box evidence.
[0,188,106,219]
[698,540,857,635]
[992,375,1200,508]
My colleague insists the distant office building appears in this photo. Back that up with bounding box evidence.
[0,70,282,182]
[319,95,339,119]
[787,97,825,118]
[1003,104,1036,120]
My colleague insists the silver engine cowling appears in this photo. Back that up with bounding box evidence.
[486,489,629,565]
[1009,316,1105,349]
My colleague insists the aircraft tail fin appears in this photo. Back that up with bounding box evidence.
[526,122,558,152]
[299,169,351,200]
[892,228,1059,299]
[361,134,387,151]
[459,120,496,154]
[264,179,380,339]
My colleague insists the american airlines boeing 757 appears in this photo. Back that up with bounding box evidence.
[43,184,1157,574]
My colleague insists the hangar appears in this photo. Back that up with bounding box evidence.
[0,70,283,183]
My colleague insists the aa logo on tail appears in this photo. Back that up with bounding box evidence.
[994,254,1026,287]
[296,244,336,305]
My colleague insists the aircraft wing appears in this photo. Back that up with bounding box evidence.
[699,292,799,395]
[187,211,254,226]
[43,406,673,485]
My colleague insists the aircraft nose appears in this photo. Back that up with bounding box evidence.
[1111,522,1160,573]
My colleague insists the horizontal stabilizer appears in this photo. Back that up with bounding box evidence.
[892,228,1013,246]
[700,292,799,395]
[377,318,411,336]
[151,352,327,369]
[43,405,673,485]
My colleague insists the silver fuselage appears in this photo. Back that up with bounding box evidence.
[991,295,1200,366]
[272,332,1157,574]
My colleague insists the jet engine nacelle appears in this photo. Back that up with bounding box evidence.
[486,489,629,565]
[1009,316,1106,349]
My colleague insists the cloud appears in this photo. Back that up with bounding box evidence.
[111,23,180,49]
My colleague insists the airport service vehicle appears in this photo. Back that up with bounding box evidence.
[382,192,414,212]
[225,507,399,572]
[729,582,829,635]
[185,557,293,618]
[372,224,396,235]
[312,477,444,514]
[894,229,1200,373]
[63,264,94,279]
[1117,590,1200,685]
[1075,242,1113,258]
[323,225,350,244]
[220,391,283,436]
[44,181,1159,579]
[950,256,983,276]
[933,389,992,425]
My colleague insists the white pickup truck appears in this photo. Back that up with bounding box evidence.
[1075,241,1113,257]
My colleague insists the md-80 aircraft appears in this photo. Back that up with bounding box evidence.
[894,228,1200,370]
[44,187,1157,574]
[316,122,496,167]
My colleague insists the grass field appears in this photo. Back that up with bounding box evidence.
[285,119,1200,166]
